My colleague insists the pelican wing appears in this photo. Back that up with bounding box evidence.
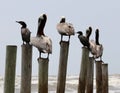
[57,23,75,35]
[30,36,52,53]
[96,44,103,58]
[43,36,52,53]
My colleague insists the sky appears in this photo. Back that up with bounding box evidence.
[0,0,120,76]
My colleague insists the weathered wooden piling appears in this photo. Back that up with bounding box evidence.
[102,63,108,93]
[96,61,102,93]
[4,45,17,93]
[56,41,69,93]
[86,57,94,93]
[38,58,49,93]
[20,44,32,93]
[78,47,89,93]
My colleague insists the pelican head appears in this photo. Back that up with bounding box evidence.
[89,26,92,31]
[60,16,66,23]
[38,14,47,22]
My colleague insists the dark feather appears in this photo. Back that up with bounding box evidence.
[77,31,90,48]
[16,21,31,44]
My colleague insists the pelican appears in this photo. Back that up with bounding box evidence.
[30,14,52,58]
[95,29,103,61]
[77,31,90,49]
[85,26,97,57]
[56,16,75,42]
[16,21,31,45]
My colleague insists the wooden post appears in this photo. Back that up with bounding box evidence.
[4,45,17,93]
[78,47,89,93]
[86,57,94,93]
[20,44,32,93]
[102,63,108,93]
[96,61,102,93]
[38,58,49,93]
[56,41,69,93]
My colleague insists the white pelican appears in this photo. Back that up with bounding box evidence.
[16,21,31,45]
[56,16,75,42]
[30,14,52,58]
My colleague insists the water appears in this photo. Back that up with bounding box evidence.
[1,74,120,93]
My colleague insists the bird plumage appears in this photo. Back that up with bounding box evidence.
[30,14,52,58]
[16,21,31,45]
[30,36,52,53]
[89,29,103,61]
[36,14,47,36]
[85,26,97,57]
[89,39,97,58]
[77,31,90,48]
[95,29,103,61]
[56,16,75,42]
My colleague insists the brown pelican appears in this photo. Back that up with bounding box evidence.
[77,31,90,49]
[56,16,75,42]
[85,26,97,57]
[30,14,52,58]
[16,21,31,45]
[95,29,103,61]
[89,29,103,61]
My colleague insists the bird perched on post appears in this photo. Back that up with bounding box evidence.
[30,14,52,59]
[77,31,90,49]
[16,21,31,45]
[89,29,103,61]
[95,29,103,61]
[56,16,75,42]
[85,26,97,56]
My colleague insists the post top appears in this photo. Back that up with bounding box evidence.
[37,57,49,62]
[59,41,69,44]
[6,45,17,48]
